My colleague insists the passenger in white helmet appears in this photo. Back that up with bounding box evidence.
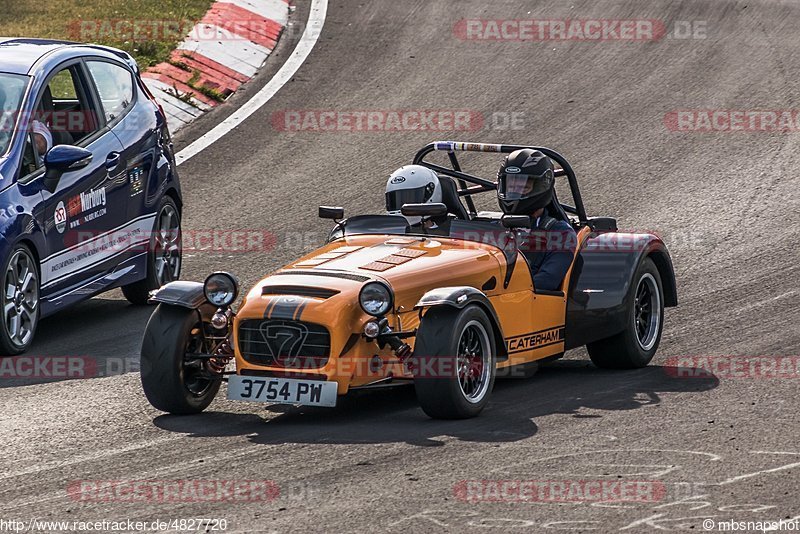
[385,165,443,227]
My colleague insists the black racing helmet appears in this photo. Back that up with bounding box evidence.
[497,149,555,215]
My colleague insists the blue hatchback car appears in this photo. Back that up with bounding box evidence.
[0,39,183,354]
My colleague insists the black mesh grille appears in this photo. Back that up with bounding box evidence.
[238,319,331,368]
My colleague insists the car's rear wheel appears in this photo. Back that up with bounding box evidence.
[122,196,182,304]
[413,305,496,419]
[140,304,221,414]
[587,257,664,369]
[0,245,40,355]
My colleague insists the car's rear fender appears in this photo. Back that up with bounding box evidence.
[414,286,508,361]
[565,232,677,350]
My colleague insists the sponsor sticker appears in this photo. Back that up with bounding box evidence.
[506,326,565,354]
[54,201,67,234]
[66,186,108,229]
[129,166,144,196]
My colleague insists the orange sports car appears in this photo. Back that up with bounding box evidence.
[140,141,677,419]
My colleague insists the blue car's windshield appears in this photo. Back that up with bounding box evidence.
[0,73,30,156]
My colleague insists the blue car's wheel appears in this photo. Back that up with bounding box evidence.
[122,196,182,304]
[0,244,40,355]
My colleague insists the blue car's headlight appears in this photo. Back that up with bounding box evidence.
[359,282,393,317]
[204,272,239,307]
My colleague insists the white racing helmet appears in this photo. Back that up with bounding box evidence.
[385,165,442,224]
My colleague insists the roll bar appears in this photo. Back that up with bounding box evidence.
[412,141,588,223]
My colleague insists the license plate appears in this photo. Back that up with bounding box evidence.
[227,375,338,407]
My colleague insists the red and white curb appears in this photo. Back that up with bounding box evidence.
[141,0,290,132]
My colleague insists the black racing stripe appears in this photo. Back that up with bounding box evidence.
[263,299,279,318]
[293,300,309,320]
[268,299,302,320]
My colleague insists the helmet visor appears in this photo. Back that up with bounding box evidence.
[385,185,433,212]
[500,171,554,201]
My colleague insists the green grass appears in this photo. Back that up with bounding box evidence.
[0,0,214,69]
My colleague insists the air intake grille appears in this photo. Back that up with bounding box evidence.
[261,285,339,299]
[238,319,331,368]
[274,270,370,282]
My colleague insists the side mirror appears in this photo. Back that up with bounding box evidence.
[319,206,344,220]
[43,145,92,193]
[501,215,531,229]
[400,203,448,218]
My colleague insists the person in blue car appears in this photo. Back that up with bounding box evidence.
[0,84,9,154]
[496,149,576,291]
[31,118,53,163]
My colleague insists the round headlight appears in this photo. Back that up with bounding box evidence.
[359,282,393,317]
[204,272,239,307]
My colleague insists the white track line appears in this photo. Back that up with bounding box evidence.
[175,0,328,166]
[718,460,800,486]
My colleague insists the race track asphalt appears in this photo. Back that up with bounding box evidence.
[2,1,799,532]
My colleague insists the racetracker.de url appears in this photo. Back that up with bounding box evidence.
[0,517,228,532]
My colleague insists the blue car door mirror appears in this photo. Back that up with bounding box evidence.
[43,145,93,193]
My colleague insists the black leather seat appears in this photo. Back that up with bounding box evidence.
[438,175,469,219]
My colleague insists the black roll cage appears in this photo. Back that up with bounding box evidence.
[412,141,588,224]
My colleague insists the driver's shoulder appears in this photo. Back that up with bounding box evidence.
[539,215,575,233]
[552,219,576,233]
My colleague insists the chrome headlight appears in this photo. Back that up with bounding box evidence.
[359,282,393,317]
[204,272,239,307]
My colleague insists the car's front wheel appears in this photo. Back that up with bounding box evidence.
[0,244,40,355]
[413,305,496,419]
[140,304,221,414]
[122,196,182,304]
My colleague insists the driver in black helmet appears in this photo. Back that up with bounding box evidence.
[497,149,576,291]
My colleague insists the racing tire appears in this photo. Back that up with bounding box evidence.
[0,244,40,355]
[413,305,496,419]
[140,304,220,414]
[587,257,664,369]
[122,196,182,305]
